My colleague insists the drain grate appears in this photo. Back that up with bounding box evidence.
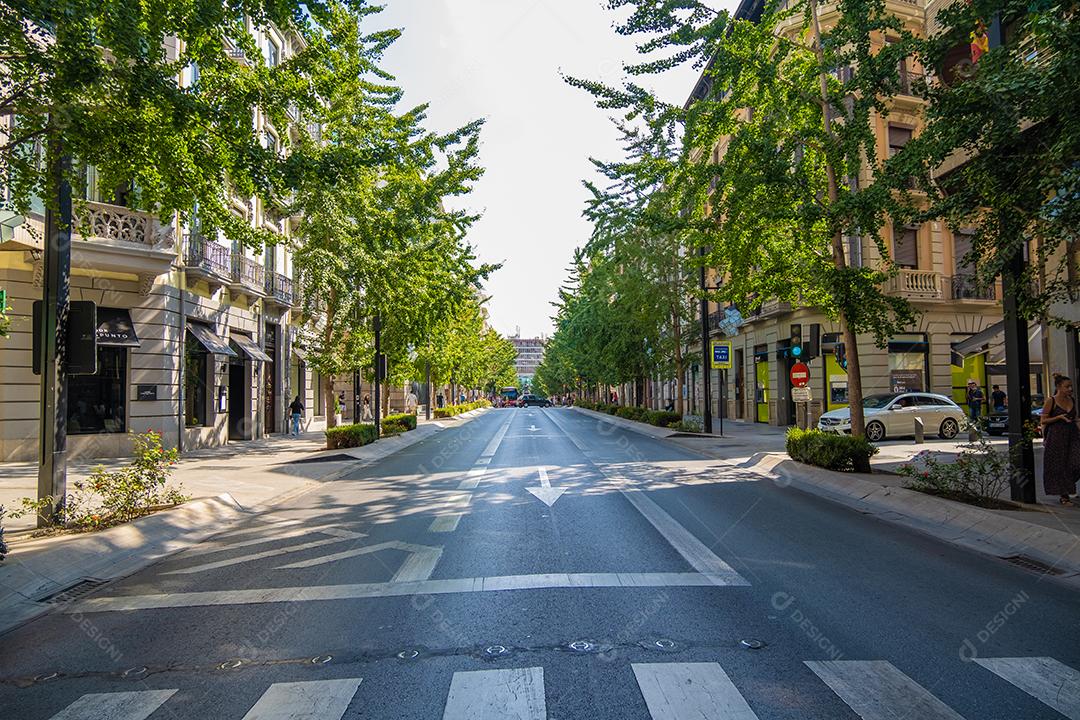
[37,578,108,604]
[1003,555,1064,576]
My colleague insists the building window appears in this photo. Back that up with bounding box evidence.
[185,335,209,427]
[888,334,929,393]
[68,346,126,435]
[267,38,280,67]
[893,224,919,269]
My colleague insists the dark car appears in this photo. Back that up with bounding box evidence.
[987,396,1044,437]
[519,394,553,408]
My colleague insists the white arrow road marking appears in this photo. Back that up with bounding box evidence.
[442,667,546,720]
[47,689,178,720]
[164,527,365,575]
[526,466,567,507]
[241,678,363,720]
[276,540,443,583]
[527,425,541,432]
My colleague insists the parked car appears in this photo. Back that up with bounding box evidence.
[987,396,1044,437]
[519,394,553,407]
[817,392,965,442]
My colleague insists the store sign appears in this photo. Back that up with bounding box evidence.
[136,384,158,401]
[890,370,923,393]
[792,386,812,403]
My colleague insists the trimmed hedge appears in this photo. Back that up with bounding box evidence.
[786,428,877,473]
[577,402,682,429]
[326,423,378,449]
[382,413,417,435]
[434,399,491,419]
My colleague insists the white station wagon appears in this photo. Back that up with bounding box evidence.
[817,392,966,442]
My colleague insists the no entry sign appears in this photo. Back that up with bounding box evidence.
[790,362,810,388]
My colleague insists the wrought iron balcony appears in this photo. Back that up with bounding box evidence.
[184,236,231,279]
[265,271,294,307]
[230,253,266,295]
[951,274,997,301]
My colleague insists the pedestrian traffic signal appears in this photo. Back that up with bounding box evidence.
[833,342,848,371]
[790,324,803,359]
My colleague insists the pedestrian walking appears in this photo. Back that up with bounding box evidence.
[288,395,304,436]
[406,389,418,415]
[991,384,1007,412]
[1041,374,1080,506]
[362,394,373,421]
[966,379,984,423]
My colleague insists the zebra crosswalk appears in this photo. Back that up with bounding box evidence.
[36,656,1080,720]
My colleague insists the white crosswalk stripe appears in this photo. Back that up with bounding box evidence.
[442,667,546,720]
[633,662,759,719]
[974,657,1080,720]
[806,660,966,720]
[47,689,177,720]
[239,678,362,720]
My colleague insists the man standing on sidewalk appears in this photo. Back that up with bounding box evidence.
[289,396,304,436]
[966,379,985,423]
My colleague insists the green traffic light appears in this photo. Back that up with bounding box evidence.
[791,345,802,357]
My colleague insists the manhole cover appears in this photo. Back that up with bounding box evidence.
[311,655,332,665]
[654,639,676,650]
[740,639,766,650]
[122,667,148,679]
[484,645,509,656]
[397,650,420,660]
[569,640,596,653]
[219,659,245,670]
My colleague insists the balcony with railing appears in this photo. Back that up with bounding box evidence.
[951,274,997,301]
[184,235,232,290]
[887,269,943,300]
[264,271,294,307]
[230,253,266,296]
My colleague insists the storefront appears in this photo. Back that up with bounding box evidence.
[888,333,930,393]
[67,308,141,437]
[754,344,769,423]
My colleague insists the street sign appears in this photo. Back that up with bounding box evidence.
[790,361,810,388]
[711,341,732,369]
[792,386,812,402]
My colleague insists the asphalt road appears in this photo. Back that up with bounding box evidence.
[2,407,1079,719]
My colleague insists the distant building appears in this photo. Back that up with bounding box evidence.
[511,335,545,384]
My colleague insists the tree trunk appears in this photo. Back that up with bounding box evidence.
[810,0,865,440]
[323,373,337,429]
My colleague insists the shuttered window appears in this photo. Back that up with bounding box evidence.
[893,225,919,269]
[953,230,975,273]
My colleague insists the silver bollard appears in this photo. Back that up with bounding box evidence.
[914,416,924,444]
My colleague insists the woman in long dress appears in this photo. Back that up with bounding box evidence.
[1041,374,1079,505]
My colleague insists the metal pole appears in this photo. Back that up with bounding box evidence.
[719,368,725,437]
[699,248,712,434]
[1002,244,1036,503]
[353,370,361,425]
[373,313,381,436]
[37,145,72,527]
[425,360,432,421]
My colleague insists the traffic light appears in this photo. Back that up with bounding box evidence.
[789,324,803,359]
[806,323,821,360]
[833,342,848,371]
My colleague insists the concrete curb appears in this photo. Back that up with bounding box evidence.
[0,494,247,635]
[762,456,1080,584]
[571,407,677,440]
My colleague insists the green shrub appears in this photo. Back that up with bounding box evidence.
[786,428,877,472]
[647,410,683,428]
[0,506,7,562]
[898,438,1013,504]
[433,399,490,419]
[326,423,378,449]
[382,413,417,435]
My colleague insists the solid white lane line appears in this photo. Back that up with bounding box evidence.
[240,678,362,720]
[633,662,759,720]
[806,660,967,720]
[164,530,364,575]
[442,667,545,720]
[71,572,733,612]
[48,689,177,720]
[975,657,1080,719]
[544,409,748,586]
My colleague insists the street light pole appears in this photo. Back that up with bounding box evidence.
[425,360,432,421]
[373,313,382,437]
[699,246,713,434]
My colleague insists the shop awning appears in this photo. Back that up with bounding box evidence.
[952,321,1005,355]
[952,320,1043,364]
[187,323,236,356]
[230,333,272,362]
[96,307,141,347]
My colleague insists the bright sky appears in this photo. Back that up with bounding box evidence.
[373,1,731,339]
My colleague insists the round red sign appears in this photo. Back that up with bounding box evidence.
[790,362,810,388]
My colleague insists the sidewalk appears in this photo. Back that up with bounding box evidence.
[573,407,1080,584]
[0,408,489,635]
